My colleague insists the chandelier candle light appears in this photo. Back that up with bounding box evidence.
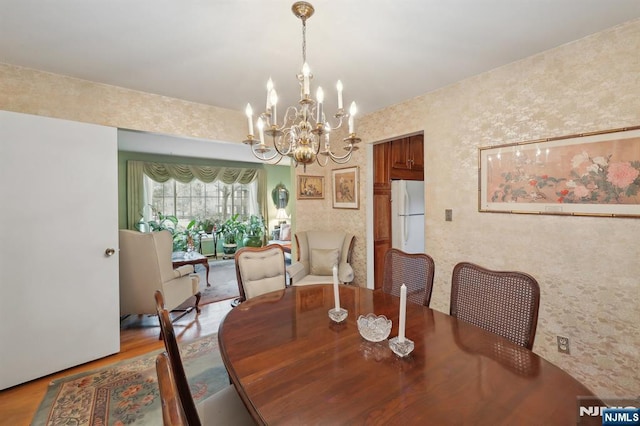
[243,1,361,171]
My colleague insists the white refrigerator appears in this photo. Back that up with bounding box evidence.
[391,180,425,253]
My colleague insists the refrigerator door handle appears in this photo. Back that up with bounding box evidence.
[404,185,410,244]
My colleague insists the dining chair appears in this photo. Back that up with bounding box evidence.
[450,262,540,350]
[156,351,188,426]
[382,248,435,306]
[154,291,255,425]
[234,244,287,304]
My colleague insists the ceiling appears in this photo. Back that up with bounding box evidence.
[2,1,640,117]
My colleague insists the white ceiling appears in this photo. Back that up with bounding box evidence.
[1,1,640,116]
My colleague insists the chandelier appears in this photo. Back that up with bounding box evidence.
[243,1,361,171]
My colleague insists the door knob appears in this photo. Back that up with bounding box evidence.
[105,248,116,257]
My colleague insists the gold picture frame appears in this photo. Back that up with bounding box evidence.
[297,175,324,199]
[479,126,640,217]
[332,166,359,209]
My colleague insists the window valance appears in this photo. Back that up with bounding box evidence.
[141,162,259,184]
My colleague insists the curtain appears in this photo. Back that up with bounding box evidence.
[142,162,258,184]
[256,169,268,245]
[126,161,146,230]
[126,160,263,229]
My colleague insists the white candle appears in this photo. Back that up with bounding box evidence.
[348,101,357,134]
[270,89,278,126]
[302,62,310,96]
[266,78,274,110]
[332,264,340,311]
[398,283,407,343]
[245,104,254,137]
[257,117,265,146]
[316,87,324,123]
[336,80,343,109]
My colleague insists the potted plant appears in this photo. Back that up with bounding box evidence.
[242,215,266,247]
[147,212,190,252]
[147,212,178,233]
[172,219,203,253]
[216,214,245,257]
[201,218,216,234]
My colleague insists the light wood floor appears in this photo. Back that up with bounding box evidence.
[0,300,233,425]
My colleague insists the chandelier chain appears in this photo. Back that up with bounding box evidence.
[302,18,307,64]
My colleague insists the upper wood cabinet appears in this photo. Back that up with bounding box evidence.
[390,134,424,180]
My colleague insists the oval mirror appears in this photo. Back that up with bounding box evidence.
[271,183,289,208]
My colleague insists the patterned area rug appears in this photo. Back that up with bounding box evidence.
[32,334,228,425]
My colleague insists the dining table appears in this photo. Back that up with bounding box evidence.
[218,284,601,425]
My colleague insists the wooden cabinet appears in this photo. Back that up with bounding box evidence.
[373,143,391,190]
[390,135,424,180]
[373,191,391,289]
[373,143,391,289]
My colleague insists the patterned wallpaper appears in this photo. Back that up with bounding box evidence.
[2,18,638,399]
[345,19,639,398]
[0,63,246,142]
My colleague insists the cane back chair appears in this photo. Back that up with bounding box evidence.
[450,262,540,350]
[382,248,435,306]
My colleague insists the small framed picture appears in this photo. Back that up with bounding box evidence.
[297,175,324,199]
[332,166,359,209]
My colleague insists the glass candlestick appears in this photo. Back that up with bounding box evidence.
[388,336,414,357]
[328,307,348,323]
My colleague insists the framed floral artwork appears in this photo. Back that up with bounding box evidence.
[297,175,324,199]
[479,126,640,217]
[332,166,359,209]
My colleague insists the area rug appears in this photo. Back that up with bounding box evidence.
[192,258,239,306]
[32,334,228,426]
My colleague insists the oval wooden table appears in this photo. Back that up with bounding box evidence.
[218,285,600,425]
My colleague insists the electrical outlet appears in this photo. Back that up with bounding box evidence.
[557,336,570,354]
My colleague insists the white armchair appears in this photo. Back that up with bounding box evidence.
[287,230,355,286]
[119,230,200,317]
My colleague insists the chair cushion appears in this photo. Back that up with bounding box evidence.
[293,275,334,286]
[310,248,339,276]
[197,385,255,425]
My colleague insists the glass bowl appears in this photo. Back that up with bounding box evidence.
[357,313,392,342]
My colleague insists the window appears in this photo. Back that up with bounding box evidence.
[146,176,256,226]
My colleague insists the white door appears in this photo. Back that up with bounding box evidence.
[0,111,120,389]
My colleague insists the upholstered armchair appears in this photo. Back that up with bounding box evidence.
[287,230,355,286]
[119,230,201,317]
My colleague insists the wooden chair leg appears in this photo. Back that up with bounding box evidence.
[194,291,201,314]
